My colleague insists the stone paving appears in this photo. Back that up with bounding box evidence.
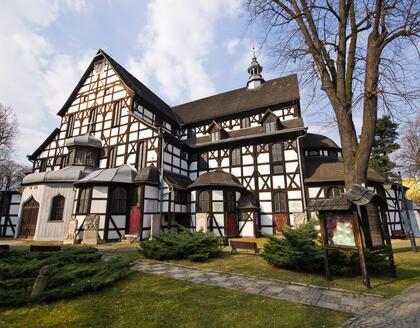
[129,258,382,314]
[343,283,420,328]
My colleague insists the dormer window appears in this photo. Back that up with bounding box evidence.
[264,121,277,133]
[259,109,280,133]
[207,120,227,141]
[211,131,220,141]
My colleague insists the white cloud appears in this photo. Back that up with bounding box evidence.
[226,38,240,54]
[0,0,87,162]
[127,0,240,104]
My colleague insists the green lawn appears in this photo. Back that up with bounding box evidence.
[0,272,350,328]
[164,238,420,298]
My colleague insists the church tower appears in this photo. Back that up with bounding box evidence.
[247,49,265,89]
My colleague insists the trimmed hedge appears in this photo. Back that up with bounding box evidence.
[0,247,131,307]
[140,229,223,261]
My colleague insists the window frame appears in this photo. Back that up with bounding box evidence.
[107,147,117,168]
[271,143,284,162]
[273,191,287,212]
[76,187,92,215]
[112,101,122,127]
[197,190,210,212]
[87,107,97,133]
[49,195,65,221]
[264,120,277,133]
[231,148,242,166]
[110,187,127,215]
[241,117,250,128]
[66,114,75,138]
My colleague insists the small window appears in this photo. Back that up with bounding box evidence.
[87,108,97,133]
[110,187,127,214]
[39,159,47,172]
[241,117,250,128]
[273,164,284,174]
[50,195,65,221]
[94,60,105,74]
[187,129,196,139]
[105,87,112,95]
[327,186,344,199]
[224,191,235,212]
[273,191,287,212]
[112,101,122,127]
[77,187,91,214]
[271,143,283,162]
[264,121,277,133]
[198,153,208,170]
[197,191,210,212]
[136,142,147,171]
[108,147,117,168]
[66,114,75,138]
[82,95,89,102]
[308,150,319,156]
[211,131,220,141]
[231,148,242,166]
[328,150,337,157]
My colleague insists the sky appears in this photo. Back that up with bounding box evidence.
[1,0,415,165]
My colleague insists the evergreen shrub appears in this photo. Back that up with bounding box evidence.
[140,228,223,262]
[261,220,391,275]
[0,247,131,307]
[261,220,324,272]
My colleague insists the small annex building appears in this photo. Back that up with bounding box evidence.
[3,49,407,242]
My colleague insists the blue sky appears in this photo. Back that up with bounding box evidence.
[3,0,414,165]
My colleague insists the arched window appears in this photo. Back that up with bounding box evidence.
[110,187,127,214]
[87,108,97,133]
[112,101,122,127]
[77,187,92,214]
[50,195,65,221]
[197,191,210,212]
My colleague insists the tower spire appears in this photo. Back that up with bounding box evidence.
[247,48,264,89]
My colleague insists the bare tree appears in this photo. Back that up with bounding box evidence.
[246,0,419,188]
[0,104,17,163]
[396,114,420,177]
[0,160,29,190]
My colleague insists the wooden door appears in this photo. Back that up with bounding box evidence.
[226,212,238,237]
[19,198,39,238]
[129,207,141,235]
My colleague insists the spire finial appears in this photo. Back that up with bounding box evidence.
[247,47,264,89]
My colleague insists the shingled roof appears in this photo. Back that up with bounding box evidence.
[304,159,386,183]
[188,169,245,190]
[302,133,340,149]
[173,74,300,125]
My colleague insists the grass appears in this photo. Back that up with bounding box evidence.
[161,238,420,298]
[0,272,351,328]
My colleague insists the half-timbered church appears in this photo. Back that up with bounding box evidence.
[4,49,406,242]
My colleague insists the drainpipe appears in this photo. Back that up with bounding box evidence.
[296,128,308,215]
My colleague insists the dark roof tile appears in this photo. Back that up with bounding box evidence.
[173,74,300,125]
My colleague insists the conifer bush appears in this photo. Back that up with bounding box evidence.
[0,248,131,307]
[261,220,324,272]
[140,228,223,261]
[261,220,390,275]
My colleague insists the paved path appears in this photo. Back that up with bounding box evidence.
[128,258,382,314]
[343,283,420,328]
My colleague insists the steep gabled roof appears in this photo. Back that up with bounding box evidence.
[173,74,300,125]
[57,49,181,127]
[28,128,60,161]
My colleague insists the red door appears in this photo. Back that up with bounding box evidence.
[274,213,288,234]
[226,212,238,237]
[19,198,39,239]
[129,207,141,235]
